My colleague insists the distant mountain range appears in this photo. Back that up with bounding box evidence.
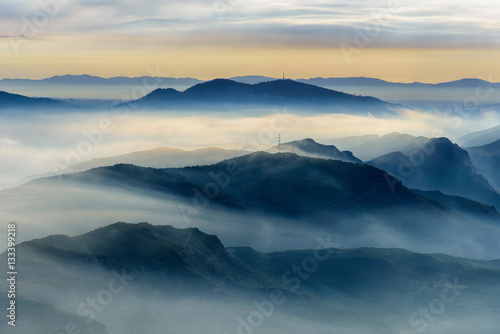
[2,75,500,103]
[2,74,500,102]
[2,74,499,89]
[298,77,500,89]
[0,78,396,114]
[122,79,396,115]
[0,74,202,87]
[2,221,499,333]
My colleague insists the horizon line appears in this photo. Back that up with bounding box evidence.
[0,74,497,85]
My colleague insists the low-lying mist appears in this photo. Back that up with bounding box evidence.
[1,106,499,187]
[2,179,499,260]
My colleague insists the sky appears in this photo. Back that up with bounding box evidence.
[0,0,500,82]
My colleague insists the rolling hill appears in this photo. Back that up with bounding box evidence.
[459,124,500,147]
[367,137,500,208]
[0,90,75,110]
[13,152,500,258]
[267,138,362,163]
[2,222,500,334]
[123,79,397,115]
[466,140,500,192]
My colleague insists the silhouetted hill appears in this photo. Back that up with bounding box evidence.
[2,222,500,333]
[434,78,498,88]
[267,138,362,163]
[412,189,500,220]
[0,90,75,110]
[368,137,500,208]
[466,139,500,192]
[255,77,500,89]
[125,79,396,115]
[459,124,500,147]
[21,222,262,288]
[229,245,500,299]
[22,152,500,259]
[3,75,499,101]
[1,222,402,333]
[44,152,429,218]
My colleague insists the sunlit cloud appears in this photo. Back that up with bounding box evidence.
[0,0,499,80]
[1,108,499,184]
[2,0,499,46]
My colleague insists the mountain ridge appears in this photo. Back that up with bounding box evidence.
[2,222,500,334]
[367,136,500,208]
[14,151,500,258]
[267,138,362,163]
[2,74,499,87]
[121,78,397,115]
[0,90,76,110]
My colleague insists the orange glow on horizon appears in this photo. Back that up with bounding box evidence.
[1,40,499,83]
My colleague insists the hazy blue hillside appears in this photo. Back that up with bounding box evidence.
[17,151,500,258]
[368,137,500,208]
[126,79,396,115]
[0,222,401,334]
[466,140,500,192]
[0,90,75,111]
[267,138,362,163]
[2,222,500,334]
[412,189,499,220]
[459,124,500,147]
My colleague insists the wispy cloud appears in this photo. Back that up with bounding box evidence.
[1,0,499,48]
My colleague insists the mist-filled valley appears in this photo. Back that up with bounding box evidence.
[4,0,500,331]
[1,222,500,334]
[2,78,500,334]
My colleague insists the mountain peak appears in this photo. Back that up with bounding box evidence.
[297,138,317,143]
[124,78,394,115]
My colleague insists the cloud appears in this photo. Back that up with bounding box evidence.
[1,0,499,49]
[1,107,499,185]
[0,138,20,148]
